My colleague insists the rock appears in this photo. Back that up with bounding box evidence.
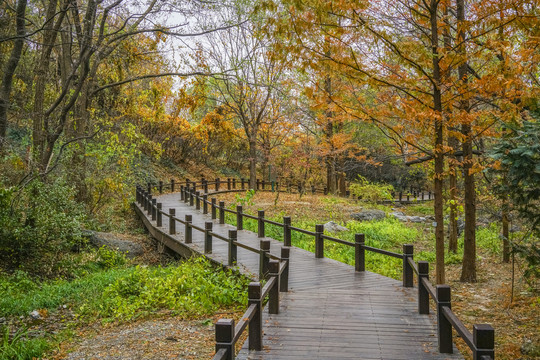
[82,230,143,258]
[324,221,349,233]
[29,310,41,320]
[390,212,427,223]
[351,210,386,221]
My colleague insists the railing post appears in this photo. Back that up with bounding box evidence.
[248,282,262,351]
[185,214,192,244]
[262,180,266,190]
[185,178,190,189]
[355,233,365,272]
[399,191,403,203]
[315,224,324,258]
[142,191,148,211]
[403,244,414,287]
[146,194,152,215]
[418,261,430,314]
[169,208,176,235]
[205,221,213,254]
[184,187,189,203]
[297,182,301,193]
[147,182,151,194]
[232,178,236,189]
[283,216,291,246]
[256,179,260,190]
[436,285,453,354]
[236,205,243,230]
[151,199,157,221]
[159,180,163,194]
[259,239,270,279]
[473,324,495,360]
[228,230,237,266]
[311,185,315,194]
[195,191,201,210]
[429,191,432,200]
[241,178,245,189]
[180,185,184,201]
[324,187,328,195]
[215,319,234,360]
[171,179,175,192]
[203,194,208,214]
[203,179,208,193]
[215,178,220,191]
[280,247,290,292]
[156,203,162,227]
[257,210,265,238]
[211,198,217,219]
[268,260,280,314]
[219,201,225,224]
[189,189,194,206]
[227,178,231,190]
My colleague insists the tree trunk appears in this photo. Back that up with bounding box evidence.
[324,74,336,193]
[457,0,477,283]
[0,0,27,150]
[430,0,445,284]
[248,138,257,189]
[502,204,510,263]
[460,124,476,282]
[448,141,459,253]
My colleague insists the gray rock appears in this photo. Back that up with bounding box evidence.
[521,338,540,357]
[351,210,386,221]
[82,230,143,258]
[391,212,427,223]
[29,310,41,320]
[324,221,349,233]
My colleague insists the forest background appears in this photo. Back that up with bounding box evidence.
[0,0,538,358]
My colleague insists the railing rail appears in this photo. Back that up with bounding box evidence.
[408,257,495,360]
[135,180,493,360]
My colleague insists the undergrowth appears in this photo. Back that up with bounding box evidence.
[0,255,248,359]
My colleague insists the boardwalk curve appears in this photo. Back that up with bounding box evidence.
[134,185,468,359]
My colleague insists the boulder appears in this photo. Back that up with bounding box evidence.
[390,212,427,223]
[324,221,349,233]
[82,230,143,258]
[351,210,386,221]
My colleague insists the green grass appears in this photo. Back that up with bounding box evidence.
[0,255,249,359]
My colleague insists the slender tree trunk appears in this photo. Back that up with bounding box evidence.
[0,0,27,150]
[502,204,510,263]
[324,74,336,193]
[430,0,445,284]
[448,143,459,253]
[248,138,257,189]
[457,0,477,282]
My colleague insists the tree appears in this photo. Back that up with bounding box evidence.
[0,0,27,150]
[195,2,290,189]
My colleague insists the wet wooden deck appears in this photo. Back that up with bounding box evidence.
[135,193,463,360]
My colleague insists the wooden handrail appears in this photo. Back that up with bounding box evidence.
[406,257,495,359]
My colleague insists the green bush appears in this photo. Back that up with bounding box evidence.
[349,176,394,202]
[0,180,86,273]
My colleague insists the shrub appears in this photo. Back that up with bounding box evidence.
[349,176,394,202]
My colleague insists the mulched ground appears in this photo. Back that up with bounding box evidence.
[58,317,216,360]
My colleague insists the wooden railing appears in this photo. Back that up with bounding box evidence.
[409,258,495,360]
[136,179,494,359]
[139,176,431,203]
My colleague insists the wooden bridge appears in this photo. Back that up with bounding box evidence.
[134,179,495,360]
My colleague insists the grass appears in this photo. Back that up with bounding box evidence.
[222,192,505,281]
[0,254,249,359]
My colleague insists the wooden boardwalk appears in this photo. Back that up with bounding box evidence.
[135,192,463,360]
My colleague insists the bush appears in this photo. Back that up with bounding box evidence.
[349,176,394,202]
[0,180,86,274]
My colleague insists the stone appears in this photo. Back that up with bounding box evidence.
[82,230,143,258]
[390,212,427,223]
[324,221,349,233]
[350,210,386,221]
